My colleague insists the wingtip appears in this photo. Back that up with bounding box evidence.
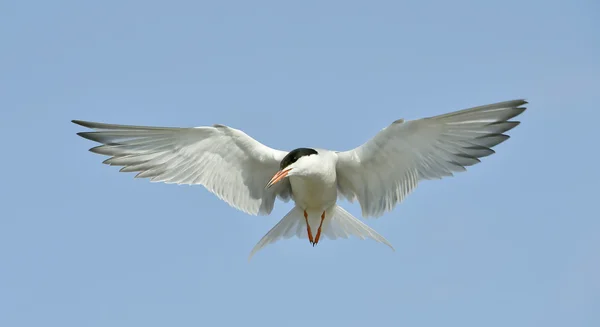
[72,120,94,128]
[76,131,97,142]
[247,249,259,262]
[514,99,528,109]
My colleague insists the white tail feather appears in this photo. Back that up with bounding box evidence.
[248,205,394,260]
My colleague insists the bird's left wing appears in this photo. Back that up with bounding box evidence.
[73,120,292,216]
[335,99,527,218]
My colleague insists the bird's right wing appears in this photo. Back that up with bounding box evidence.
[73,120,292,216]
[335,99,527,218]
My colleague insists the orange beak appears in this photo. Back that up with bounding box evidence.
[266,168,292,189]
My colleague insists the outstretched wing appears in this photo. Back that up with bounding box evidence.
[73,120,292,215]
[335,99,527,218]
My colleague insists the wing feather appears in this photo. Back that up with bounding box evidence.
[335,99,527,218]
[73,120,292,215]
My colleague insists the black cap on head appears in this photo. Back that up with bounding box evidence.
[280,148,318,169]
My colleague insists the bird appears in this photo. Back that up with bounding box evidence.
[72,99,527,259]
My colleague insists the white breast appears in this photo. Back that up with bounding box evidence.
[289,150,338,211]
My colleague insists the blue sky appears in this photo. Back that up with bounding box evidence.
[1,1,598,326]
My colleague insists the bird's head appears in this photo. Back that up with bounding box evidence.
[265,148,318,188]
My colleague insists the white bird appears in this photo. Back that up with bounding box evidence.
[73,99,527,259]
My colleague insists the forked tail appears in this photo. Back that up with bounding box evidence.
[248,205,394,260]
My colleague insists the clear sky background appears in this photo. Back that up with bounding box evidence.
[1,1,598,326]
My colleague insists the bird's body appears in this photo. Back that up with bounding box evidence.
[73,99,527,258]
[288,149,337,211]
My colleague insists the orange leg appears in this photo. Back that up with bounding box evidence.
[313,211,326,246]
[304,210,314,244]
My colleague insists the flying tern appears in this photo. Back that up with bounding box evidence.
[73,99,527,258]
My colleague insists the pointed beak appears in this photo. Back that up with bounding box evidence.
[266,168,292,189]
